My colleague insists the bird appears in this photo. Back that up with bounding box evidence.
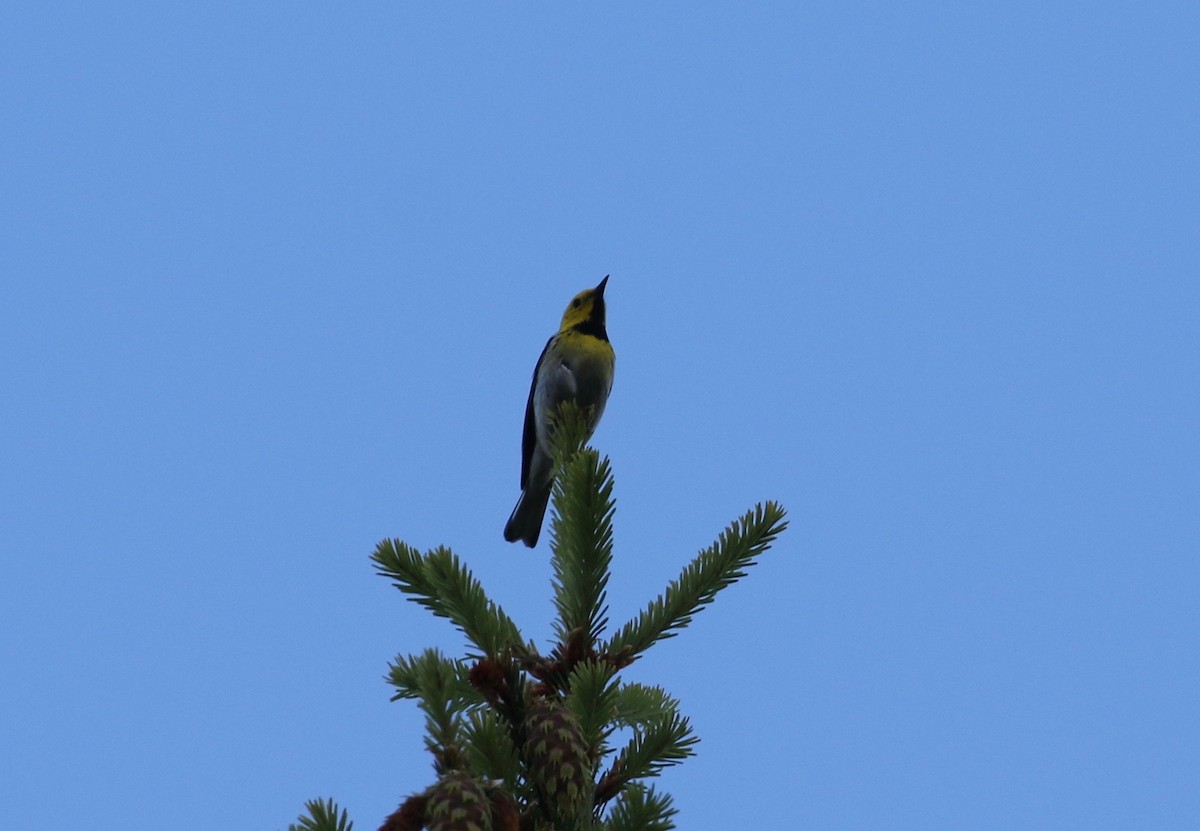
[504,275,615,547]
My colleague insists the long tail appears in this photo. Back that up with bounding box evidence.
[503,481,552,548]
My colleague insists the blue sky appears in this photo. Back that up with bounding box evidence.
[2,3,1197,829]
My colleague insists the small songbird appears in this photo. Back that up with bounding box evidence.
[504,276,615,547]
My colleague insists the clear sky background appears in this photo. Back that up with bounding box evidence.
[2,3,1196,829]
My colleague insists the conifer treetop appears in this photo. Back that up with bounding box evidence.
[292,403,788,831]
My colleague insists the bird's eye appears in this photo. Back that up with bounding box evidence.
[572,298,582,308]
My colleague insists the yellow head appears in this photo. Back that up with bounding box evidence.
[559,275,609,336]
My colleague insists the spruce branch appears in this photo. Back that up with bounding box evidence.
[611,684,682,732]
[604,783,678,831]
[372,540,525,658]
[603,501,788,659]
[595,712,697,806]
[565,661,621,758]
[386,649,478,706]
[384,649,477,773]
[616,712,699,780]
[546,401,594,461]
[462,708,525,792]
[544,401,614,650]
[549,447,615,649]
[289,798,352,831]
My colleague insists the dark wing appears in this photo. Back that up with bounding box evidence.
[519,336,555,488]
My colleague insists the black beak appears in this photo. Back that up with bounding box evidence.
[595,274,609,295]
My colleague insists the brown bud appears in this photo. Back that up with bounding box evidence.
[469,659,509,707]
[487,789,519,831]
[379,793,428,831]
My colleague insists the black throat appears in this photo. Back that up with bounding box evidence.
[573,295,608,340]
